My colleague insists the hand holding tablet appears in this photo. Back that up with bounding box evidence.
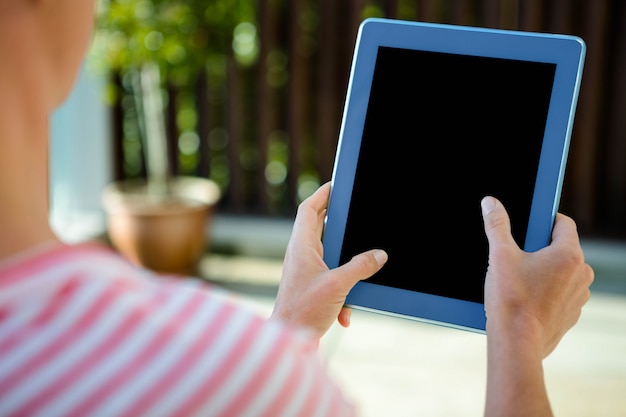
[322,18,586,333]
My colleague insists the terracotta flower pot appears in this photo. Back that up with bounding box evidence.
[102,176,221,275]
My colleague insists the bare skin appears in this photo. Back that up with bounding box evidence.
[273,187,594,417]
[481,196,594,417]
[0,0,95,260]
[272,182,388,338]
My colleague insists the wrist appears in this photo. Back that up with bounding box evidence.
[485,311,553,417]
[486,308,545,357]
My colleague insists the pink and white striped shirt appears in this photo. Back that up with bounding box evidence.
[0,242,357,417]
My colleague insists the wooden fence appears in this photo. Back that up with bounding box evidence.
[111,0,626,240]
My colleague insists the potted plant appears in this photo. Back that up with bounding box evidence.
[91,0,253,274]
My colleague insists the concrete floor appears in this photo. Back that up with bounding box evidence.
[325,292,626,417]
[199,237,626,416]
[230,290,626,417]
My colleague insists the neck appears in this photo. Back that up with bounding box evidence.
[0,3,63,263]
[0,72,59,262]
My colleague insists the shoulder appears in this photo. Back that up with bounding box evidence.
[0,242,357,416]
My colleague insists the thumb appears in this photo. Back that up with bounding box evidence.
[481,196,516,248]
[331,249,388,292]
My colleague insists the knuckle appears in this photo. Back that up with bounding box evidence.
[352,252,377,271]
[296,199,308,213]
[484,211,506,233]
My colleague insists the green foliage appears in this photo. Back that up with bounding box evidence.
[90,0,256,86]
[89,0,257,182]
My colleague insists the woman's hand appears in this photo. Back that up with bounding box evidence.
[481,196,594,417]
[271,182,388,339]
[482,196,594,357]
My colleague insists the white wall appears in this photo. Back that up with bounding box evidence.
[49,63,112,243]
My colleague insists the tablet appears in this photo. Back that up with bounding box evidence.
[322,18,585,333]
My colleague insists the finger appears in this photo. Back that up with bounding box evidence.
[290,182,331,243]
[329,249,388,293]
[312,182,331,238]
[583,262,595,287]
[303,182,331,212]
[550,213,580,247]
[481,196,517,248]
[338,307,352,328]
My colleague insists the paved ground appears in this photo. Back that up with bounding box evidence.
[199,238,626,416]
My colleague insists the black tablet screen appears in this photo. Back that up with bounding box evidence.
[339,46,556,304]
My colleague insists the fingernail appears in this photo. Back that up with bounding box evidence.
[373,250,388,266]
[481,197,496,216]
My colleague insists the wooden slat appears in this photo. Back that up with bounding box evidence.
[226,53,246,211]
[545,0,574,34]
[518,0,544,31]
[165,83,179,177]
[255,0,280,211]
[195,71,210,178]
[601,0,626,236]
[417,0,441,22]
[498,0,519,29]
[385,0,400,18]
[112,73,125,181]
[315,0,345,183]
[480,0,501,28]
[450,0,477,26]
[562,0,610,234]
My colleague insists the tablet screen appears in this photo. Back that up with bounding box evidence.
[338,46,556,304]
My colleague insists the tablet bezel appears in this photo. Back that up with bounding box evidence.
[322,18,586,333]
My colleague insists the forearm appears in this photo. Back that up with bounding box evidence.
[485,319,553,417]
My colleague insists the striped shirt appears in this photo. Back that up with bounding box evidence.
[0,242,357,417]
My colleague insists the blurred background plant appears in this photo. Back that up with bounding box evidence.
[82,0,626,240]
[89,0,257,196]
[87,0,391,217]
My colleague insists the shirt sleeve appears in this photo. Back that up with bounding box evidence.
[0,255,358,417]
